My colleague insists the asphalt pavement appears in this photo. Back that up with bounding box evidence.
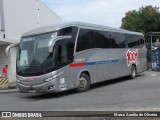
[0,70,160,111]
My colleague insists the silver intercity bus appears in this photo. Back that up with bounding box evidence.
[7,22,147,93]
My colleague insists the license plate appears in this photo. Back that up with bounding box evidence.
[29,90,36,93]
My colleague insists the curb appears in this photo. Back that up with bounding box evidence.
[8,86,17,89]
[0,86,17,90]
[0,83,17,90]
[0,89,18,94]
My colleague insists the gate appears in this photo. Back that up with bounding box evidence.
[145,32,160,71]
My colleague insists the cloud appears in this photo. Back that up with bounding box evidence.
[42,0,160,28]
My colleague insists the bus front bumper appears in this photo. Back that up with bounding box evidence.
[17,79,59,93]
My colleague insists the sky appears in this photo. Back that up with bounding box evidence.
[42,0,160,28]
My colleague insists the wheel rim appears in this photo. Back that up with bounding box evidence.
[79,77,87,88]
[132,68,136,77]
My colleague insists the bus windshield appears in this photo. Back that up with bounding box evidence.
[17,32,57,76]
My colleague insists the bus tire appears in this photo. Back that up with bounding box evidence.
[130,65,136,79]
[76,73,91,92]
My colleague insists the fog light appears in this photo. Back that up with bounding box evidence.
[48,85,54,90]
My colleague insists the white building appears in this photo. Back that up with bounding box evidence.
[0,0,62,87]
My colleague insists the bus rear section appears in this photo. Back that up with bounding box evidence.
[71,27,147,92]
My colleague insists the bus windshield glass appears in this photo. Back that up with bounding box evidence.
[17,32,57,76]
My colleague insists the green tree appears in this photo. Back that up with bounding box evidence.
[121,6,160,34]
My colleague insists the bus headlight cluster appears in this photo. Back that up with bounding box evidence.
[44,77,54,82]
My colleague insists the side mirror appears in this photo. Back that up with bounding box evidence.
[48,36,72,53]
[6,43,19,58]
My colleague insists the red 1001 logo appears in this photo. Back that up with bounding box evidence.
[126,50,139,66]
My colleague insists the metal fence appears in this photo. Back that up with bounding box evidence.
[145,32,160,71]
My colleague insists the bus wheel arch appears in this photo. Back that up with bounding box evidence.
[130,64,137,79]
[76,70,91,92]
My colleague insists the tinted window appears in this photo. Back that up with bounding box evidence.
[113,32,126,48]
[57,44,68,64]
[58,27,72,36]
[126,34,138,48]
[58,26,78,56]
[95,30,109,48]
[95,31,126,48]
[138,36,145,48]
[77,29,127,51]
[58,26,78,41]
[90,30,96,49]
[55,39,74,68]
[76,29,90,52]
[126,34,145,48]
[105,32,118,48]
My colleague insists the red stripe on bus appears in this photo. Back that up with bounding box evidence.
[69,63,85,67]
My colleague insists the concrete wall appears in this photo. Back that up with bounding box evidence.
[0,44,17,84]
[0,0,5,31]
[2,0,62,43]
[0,45,10,72]
[9,46,17,83]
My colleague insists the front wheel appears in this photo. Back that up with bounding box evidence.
[130,65,136,79]
[76,73,90,92]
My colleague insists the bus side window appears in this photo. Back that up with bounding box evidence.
[126,34,138,48]
[126,34,145,48]
[95,30,108,48]
[76,29,90,52]
[113,32,126,48]
[138,37,145,48]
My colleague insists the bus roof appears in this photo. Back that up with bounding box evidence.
[22,22,143,37]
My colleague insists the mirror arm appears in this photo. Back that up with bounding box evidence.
[48,36,72,53]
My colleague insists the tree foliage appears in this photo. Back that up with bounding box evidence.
[121,6,160,34]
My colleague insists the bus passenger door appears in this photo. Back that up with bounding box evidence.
[54,40,74,91]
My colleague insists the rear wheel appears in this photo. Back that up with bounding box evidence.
[130,65,136,79]
[76,73,90,92]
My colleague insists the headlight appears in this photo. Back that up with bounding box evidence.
[44,77,54,82]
